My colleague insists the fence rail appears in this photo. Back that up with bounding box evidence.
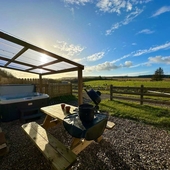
[110,85,170,105]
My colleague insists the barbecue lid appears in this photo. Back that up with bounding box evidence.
[84,89,101,105]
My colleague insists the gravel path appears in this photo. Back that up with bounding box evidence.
[0,98,170,170]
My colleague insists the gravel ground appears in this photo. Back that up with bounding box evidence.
[0,99,170,170]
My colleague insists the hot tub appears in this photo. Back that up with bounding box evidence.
[0,84,49,122]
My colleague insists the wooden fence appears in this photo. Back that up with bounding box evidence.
[110,85,170,105]
[0,78,72,98]
[36,83,72,98]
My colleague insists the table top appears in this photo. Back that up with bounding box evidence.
[40,103,77,121]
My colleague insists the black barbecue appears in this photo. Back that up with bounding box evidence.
[63,89,108,141]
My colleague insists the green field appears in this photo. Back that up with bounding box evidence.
[83,79,170,88]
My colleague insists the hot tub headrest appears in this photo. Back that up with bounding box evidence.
[0,84,36,96]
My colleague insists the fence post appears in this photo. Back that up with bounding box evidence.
[110,85,113,101]
[140,85,144,105]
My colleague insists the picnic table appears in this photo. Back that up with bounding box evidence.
[22,103,115,170]
[41,103,110,154]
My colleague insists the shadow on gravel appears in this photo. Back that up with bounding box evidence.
[73,139,131,170]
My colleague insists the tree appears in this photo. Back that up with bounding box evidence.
[0,69,15,78]
[152,67,164,81]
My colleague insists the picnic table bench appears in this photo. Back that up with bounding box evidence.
[21,122,76,170]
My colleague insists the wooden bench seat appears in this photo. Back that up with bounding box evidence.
[21,122,76,170]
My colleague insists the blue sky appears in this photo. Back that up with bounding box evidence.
[1,0,170,78]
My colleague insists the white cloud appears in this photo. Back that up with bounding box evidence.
[133,42,170,56]
[106,8,143,35]
[96,61,120,70]
[63,0,151,35]
[151,6,170,17]
[64,0,151,13]
[64,0,91,5]
[112,53,131,63]
[73,57,86,63]
[127,1,133,11]
[53,41,85,57]
[85,60,133,73]
[96,0,130,14]
[123,7,143,24]
[87,51,104,61]
[132,0,152,5]
[130,55,170,69]
[124,61,133,67]
[85,61,121,72]
[129,55,170,69]
[130,62,151,68]
[113,42,170,64]
[136,29,154,34]
[98,0,152,35]
[148,56,170,64]
[96,0,151,14]
[85,42,170,73]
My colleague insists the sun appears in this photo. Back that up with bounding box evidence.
[40,53,48,63]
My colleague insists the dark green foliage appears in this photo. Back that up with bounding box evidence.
[49,95,77,105]
[0,68,15,78]
[152,67,164,81]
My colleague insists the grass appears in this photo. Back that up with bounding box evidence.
[99,99,170,130]
[83,79,170,88]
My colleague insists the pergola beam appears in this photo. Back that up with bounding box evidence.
[4,47,28,67]
[41,67,79,75]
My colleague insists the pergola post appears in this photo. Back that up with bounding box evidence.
[39,74,42,93]
[78,68,83,105]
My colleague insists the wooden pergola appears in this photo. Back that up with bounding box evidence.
[0,31,84,105]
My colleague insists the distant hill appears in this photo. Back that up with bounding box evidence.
[138,74,170,78]
[0,69,16,78]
